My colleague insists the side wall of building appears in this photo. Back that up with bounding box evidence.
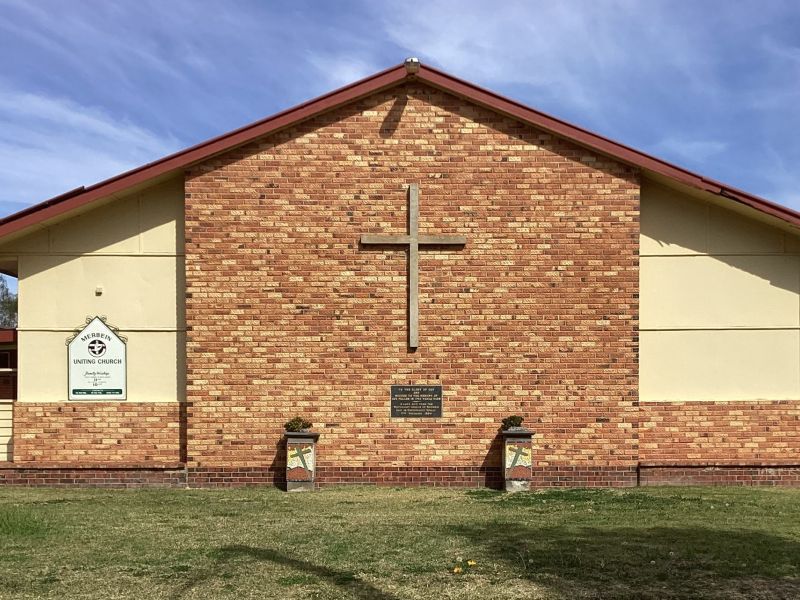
[0,178,185,464]
[184,82,640,487]
[639,179,800,472]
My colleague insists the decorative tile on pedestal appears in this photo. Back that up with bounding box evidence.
[501,428,534,492]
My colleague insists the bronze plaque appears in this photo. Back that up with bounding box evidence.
[390,385,442,418]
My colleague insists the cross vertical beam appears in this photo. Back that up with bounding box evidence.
[359,183,466,349]
[408,183,420,348]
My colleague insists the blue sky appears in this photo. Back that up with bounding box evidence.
[1,0,799,219]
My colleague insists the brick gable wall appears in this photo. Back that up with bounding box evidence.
[184,82,640,485]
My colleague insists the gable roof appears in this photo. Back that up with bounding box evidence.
[2,60,799,239]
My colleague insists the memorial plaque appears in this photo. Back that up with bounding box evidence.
[390,385,442,418]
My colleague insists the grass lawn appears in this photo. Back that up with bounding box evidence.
[1,486,799,599]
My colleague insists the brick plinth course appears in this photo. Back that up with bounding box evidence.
[186,466,277,488]
[186,465,501,489]
[639,466,800,487]
[0,466,186,488]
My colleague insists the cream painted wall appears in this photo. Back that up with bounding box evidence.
[0,401,10,461]
[18,331,185,403]
[640,179,800,401]
[19,255,183,330]
[0,177,185,403]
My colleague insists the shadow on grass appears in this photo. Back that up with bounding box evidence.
[172,544,397,600]
[449,520,800,599]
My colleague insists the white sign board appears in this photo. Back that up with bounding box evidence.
[68,317,126,400]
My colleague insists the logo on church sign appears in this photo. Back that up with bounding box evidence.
[67,317,127,400]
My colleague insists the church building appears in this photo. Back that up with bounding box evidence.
[0,59,798,488]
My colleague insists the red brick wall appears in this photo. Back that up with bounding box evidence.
[12,403,181,464]
[184,82,640,483]
[640,401,800,462]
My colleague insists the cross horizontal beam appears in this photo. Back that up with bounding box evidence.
[360,234,467,245]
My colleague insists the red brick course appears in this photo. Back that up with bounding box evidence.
[187,464,637,489]
[12,403,181,464]
[187,465,501,488]
[0,465,186,488]
[184,82,640,481]
[4,463,800,488]
[639,466,800,487]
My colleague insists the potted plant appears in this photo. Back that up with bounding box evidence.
[500,415,534,492]
[284,416,313,432]
[284,416,319,492]
[501,415,525,431]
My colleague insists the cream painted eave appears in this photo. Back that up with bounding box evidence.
[644,172,800,238]
[0,172,182,252]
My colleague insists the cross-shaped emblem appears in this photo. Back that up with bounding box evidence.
[88,339,106,357]
[507,445,530,469]
[288,446,313,471]
[360,183,466,348]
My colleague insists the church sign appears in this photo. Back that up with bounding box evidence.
[67,317,127,400]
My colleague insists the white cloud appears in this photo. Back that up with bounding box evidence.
[653,138,728,162]
[0,89,181,209]
[757,144,800,208]
[306,53,382,89]
[373,0,722,122]
[762,35,800,64]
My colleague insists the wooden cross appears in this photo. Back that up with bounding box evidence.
[360,183,466,349]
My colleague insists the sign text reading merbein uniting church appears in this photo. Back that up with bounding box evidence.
[67,317,127,400]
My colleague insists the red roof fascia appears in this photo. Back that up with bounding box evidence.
[416,64,800,227]
[0,329,16,344]
[0,63,408,238]
[1,60,798,238]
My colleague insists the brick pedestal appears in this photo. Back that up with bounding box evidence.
[285,431,319,492]
[502,428,534,492]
